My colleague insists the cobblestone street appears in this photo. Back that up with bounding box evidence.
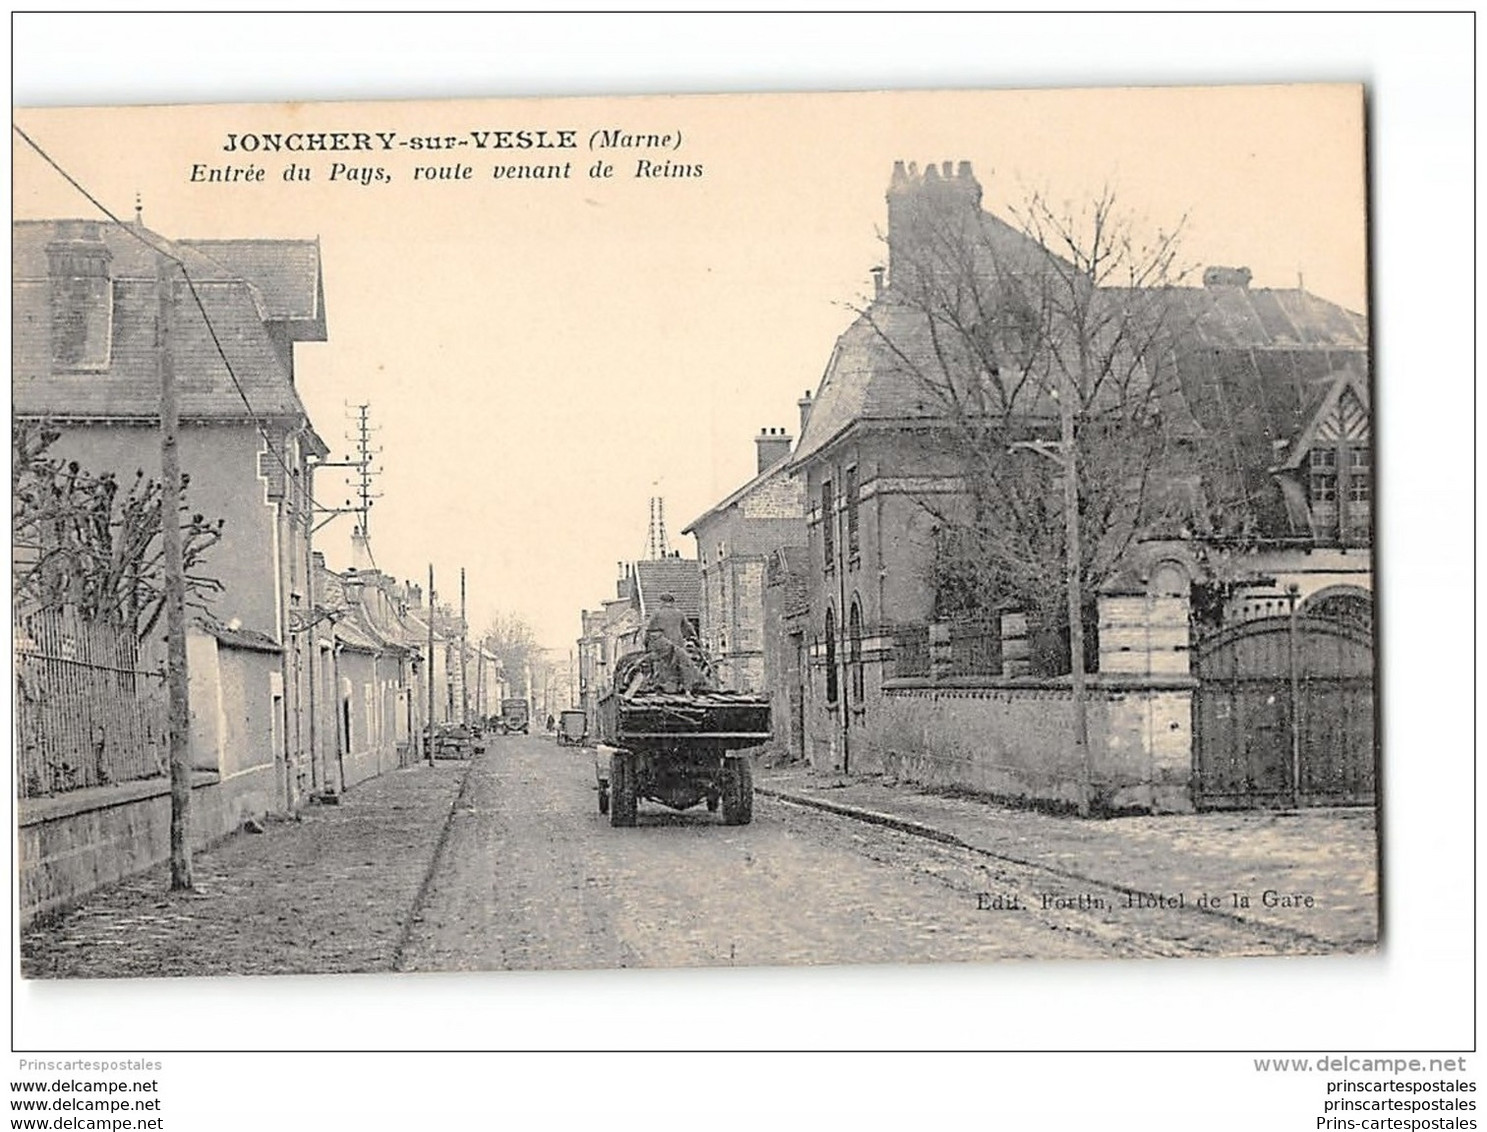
[21,735,1376,980]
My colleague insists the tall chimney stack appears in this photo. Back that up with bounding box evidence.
[798,390,814,437]
[885,158,983,282]
[755,427,794,475]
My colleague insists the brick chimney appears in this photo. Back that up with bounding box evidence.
[755,427,794,474]
[885,159,983,285]
[350,525,375,570]
[46,220,113,369]
[798,390,814,436]
[1203,265,1253,288]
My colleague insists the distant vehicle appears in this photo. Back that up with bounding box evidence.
[501,698,530,734]
[556,709,588,747]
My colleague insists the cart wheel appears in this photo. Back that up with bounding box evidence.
[610,751,637,827]
[721,756,753,826]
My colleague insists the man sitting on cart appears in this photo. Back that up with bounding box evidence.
[643,592,709,694]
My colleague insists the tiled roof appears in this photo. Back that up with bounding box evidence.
[13,220,323,422]
[1156,285,1367,447]
[632,558,702,620]
[198,618,282,653]
[332,613,387,653]
[794,267,1367,471]
[182,238,326,336]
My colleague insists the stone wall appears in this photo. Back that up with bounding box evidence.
[19,632,283,926]
[855,592,1199,812]
[876,677,1194,813]
[18,772,248,926]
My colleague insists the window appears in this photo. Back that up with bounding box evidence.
[824,607,838,705]
[1347,447,1370,503]
[845,466,860,561]
[848,602,864,704]
[821,479,835,570]
[1308,442,1369,541]
[1308,448,1337,503]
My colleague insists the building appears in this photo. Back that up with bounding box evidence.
[683,425,806,692]
[14,218,330,809]
[788,161,1372,810]
[762,544,811,761]
[14,217,337,920]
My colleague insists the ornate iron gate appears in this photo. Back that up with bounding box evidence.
[1193,614,1375,809]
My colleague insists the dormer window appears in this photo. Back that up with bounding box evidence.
[1308,448,1337,503]
[1299,380,1370,545]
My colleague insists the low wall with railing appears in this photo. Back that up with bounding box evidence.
[17,771,254,926]
[860,594,1197,812]
[16,621,282,926]
[870,676,1196,814]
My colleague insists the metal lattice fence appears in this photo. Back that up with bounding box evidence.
[15,608,168,799]
[891,625,930,678]
[948,620,1003,677]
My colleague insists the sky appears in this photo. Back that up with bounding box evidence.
[13,82,1367,651]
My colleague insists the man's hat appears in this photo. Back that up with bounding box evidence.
[659,592,675,603]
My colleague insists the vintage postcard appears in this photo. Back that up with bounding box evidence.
[13,86,1377,981]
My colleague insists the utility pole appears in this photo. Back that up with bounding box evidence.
[301,453,370,795]
[158,253,192,889]
[1287,584,1302,809]
[460,567,469,726]
[475,640,486,724]
[426,564,436,767]
[347,403,383,540]
[1058,384,1092,818]
[1014,389,1093,816]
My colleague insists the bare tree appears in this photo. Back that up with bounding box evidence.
[480,610,540,696]
[12,420,225,637]
[864,183,1246,659]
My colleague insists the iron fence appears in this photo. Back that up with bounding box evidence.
[948,620,1003,677]
[15,607,168,799]
[890,625,930,678]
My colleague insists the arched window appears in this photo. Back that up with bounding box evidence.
[824,607,838,705]
[849,601,864,704]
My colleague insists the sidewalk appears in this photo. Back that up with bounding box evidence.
[757,766,1379,949]
[20,761,466,979]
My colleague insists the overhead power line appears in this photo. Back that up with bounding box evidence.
[13,123,334,518]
